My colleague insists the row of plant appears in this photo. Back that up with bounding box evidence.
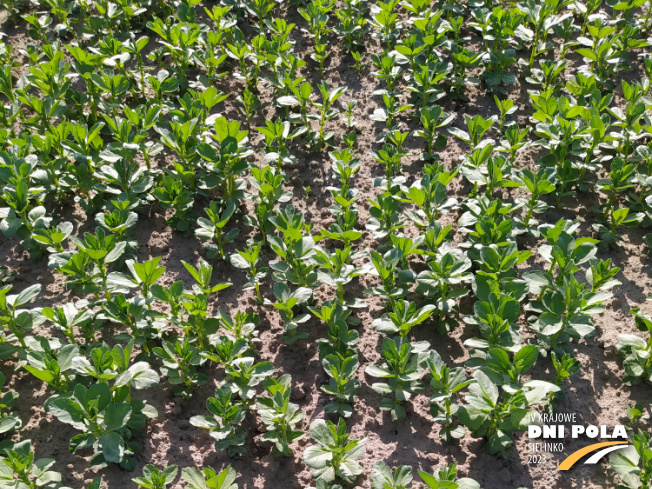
[0,437,482,489]
[2,0,652,251]
[2,0,652,486]
[0,439,239,489]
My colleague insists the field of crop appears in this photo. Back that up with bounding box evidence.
[2,0,652,487]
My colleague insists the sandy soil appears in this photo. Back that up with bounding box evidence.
[1,3,652,489]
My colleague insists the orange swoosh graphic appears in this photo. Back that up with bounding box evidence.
[556,441,629,470]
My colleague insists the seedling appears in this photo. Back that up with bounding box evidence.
[190,385,248,456]
[133,465,178,489]
[321,354,361,417]
[303,418,366,485]
[230,242,268,303]
[365,337,430,420]
[255,374,305,456]
[265,283,312,344]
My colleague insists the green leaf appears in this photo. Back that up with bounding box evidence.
[514,345,538,373]
[418,470,441,489]
[487,430,512,453]
[523,380,560,405]
[617,335,647,350]
[610,445,641,489]
[303,446,332,469]
[486,348,511,375]
[99,431,125,463]
[539,312,563,336]
[366,365,392,378]
[457,478,481,489]
[104,403,132,431]
[522,271,550,295]
[181,467,206,489]
[475,370,498,404]
[308,419,334,446]
[114,362,160,390]
[189,415,219,429]
[23,366,55,383]
[14,284,41,307]
[371,462,413,489]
